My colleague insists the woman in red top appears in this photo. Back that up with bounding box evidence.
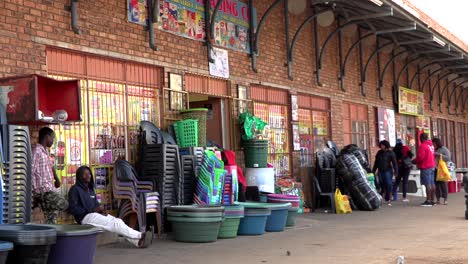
[392,139,413,202]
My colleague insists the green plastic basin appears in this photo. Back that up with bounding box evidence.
[218,218,241,239]
[168,217,222,243]
[286,208,299,227]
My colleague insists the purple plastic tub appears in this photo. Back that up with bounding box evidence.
[33,225,102,264]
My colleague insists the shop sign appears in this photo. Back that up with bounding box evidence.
[398,86,424,116]
[416,116,430,129]
[209,47,229,78]
[159,0,257,53]
[377,107,396,146]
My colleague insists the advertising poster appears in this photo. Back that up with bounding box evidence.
[399,86,424,116]
[377,107,396,146]
[209,47,229,78]
[159,0,257,53]
[312,111,328,136]
[292,124,300,151]
[291,95,298,122]
[128,0,148,25]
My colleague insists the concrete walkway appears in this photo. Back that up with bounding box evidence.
[96,192,468,264]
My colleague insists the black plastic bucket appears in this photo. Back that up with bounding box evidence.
[0,225,56,264]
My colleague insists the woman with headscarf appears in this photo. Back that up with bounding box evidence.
[372,140,398,206]
[392,139,413,202]
[432,138,451,205]
[68,166,152,248]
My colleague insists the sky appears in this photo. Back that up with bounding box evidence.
[409,0,468,44]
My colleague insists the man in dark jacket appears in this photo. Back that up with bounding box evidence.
[68,166,151,248]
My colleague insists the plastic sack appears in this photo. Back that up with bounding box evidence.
[436,157,451,182]
[335,188,352,214]
[239,112,267,140]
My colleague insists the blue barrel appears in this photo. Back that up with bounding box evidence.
[237,208,271,236]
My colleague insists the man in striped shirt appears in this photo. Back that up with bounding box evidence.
[32,127,68,224]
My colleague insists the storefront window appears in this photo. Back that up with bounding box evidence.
[458,123,467,167]
[298,109,330,167]
[343,102,368,151]
[399,115,416,155]
[254,103,290,179]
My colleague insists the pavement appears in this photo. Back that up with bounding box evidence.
[96,192,468,264]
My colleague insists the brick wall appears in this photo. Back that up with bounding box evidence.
[0,0,467,163]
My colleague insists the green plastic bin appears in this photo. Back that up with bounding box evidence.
[243,140,269,168]
[180,108,208,147]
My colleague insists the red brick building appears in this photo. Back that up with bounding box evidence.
[1,0,467,215]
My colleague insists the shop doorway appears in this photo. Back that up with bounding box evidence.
[188,93,229,148]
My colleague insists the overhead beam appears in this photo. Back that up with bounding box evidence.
[408,55,464,88]
[378,49,409,100]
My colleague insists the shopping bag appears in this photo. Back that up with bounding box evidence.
[436,157,451,182]
[335,188,352,214]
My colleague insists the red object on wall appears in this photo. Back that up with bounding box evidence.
[0,74,81,124]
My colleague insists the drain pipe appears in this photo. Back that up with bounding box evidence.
[70,0,81,34]
[148,0,158,50]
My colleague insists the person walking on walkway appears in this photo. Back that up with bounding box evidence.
[413,133,436,207]
[432,138,451,205]
[32,127,68,224]
[372,140,398,206]
[68,166,152,248]
[392,139,413,203]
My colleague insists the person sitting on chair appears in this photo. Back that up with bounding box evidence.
[68,166,152,248]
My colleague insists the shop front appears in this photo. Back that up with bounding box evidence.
[46,48,163,223]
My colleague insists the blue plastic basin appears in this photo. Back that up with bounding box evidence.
[237,208,270,236]
[265,208,289,232]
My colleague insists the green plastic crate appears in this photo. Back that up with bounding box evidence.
[174,119,199,147]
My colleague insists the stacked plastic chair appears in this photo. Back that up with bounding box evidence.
[144,192,161,238]
[112,160,154,232]
[179,147,204,176]
[138,144,181,209]
[180,155,196,205]
[194,150,225,205]
[2,125,32,224]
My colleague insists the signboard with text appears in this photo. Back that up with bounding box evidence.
[398,86,424,116]
[159,0,256,53]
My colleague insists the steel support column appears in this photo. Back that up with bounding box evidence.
[383,51,444,100]
[288,9,331,81]
[251,0,284,72]
[409,55,464,88]
[284,0,292,80]
[454,81,468,114]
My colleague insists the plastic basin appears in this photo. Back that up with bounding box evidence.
[0,242,13,264]
[168,216,223,243]
[286,208,299,227]
[237,207,271,236]
[32,225,102,264]
[218,218,241,239]
[0,225,56,264]
[265,208,289,232]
